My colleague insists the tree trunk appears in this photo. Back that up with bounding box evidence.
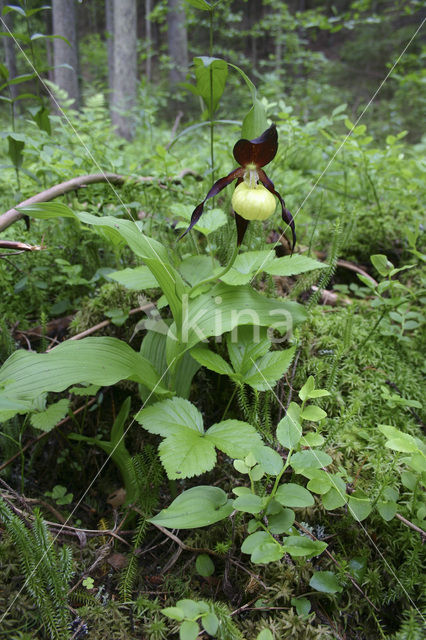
[111,0,137,140]
[0,0,19,114]
[106,0,114,96]
[145,0,152,83]
[167,0,188,86]
[52,0,80,109]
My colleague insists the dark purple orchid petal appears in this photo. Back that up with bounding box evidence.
[234,212,249,246]
[179,167,243,239]
[258,168,296,252]
[233,124,278,169]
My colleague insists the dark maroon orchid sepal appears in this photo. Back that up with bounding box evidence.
[179,124,296,250]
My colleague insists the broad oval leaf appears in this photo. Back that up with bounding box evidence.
[180,619,199,640]
[309,571,342,593]
[233,494,263,515]
[275,483,314,508]
[149,486,232,529]
[268,508,295,534]
[251,542,284,564]
[253,445,284,476]
[202,612,219,635]
[348,491,372,522]
[196,554,215,577]
[291,449,332,471]
[241,531,269,554]
[277,403,302,449]
[300,405,327,422]
[0,337,168,420]
[282,536,327,558]
[109,266,159,290]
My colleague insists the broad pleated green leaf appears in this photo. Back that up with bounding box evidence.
[220,250,275,286]
[167,282,307,364]
[190,345,234,376]
[0,337,169,420]
[243,347,295,390]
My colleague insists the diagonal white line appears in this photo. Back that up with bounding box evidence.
[248,356,425,621]
[0,16,177,282]
[0,357,176,625]
[250,16,426,283]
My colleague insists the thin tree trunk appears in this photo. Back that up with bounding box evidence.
[167,0,188,86]
[111,0,137,140]
[0,1,19,115]
[106,0,114,96]
[145,0,152,83]
[52,0,80,109]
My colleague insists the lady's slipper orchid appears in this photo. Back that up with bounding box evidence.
[180,124,296,249]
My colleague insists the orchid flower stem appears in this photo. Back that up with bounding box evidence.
[209,8,215,184]
[189,242,239,296]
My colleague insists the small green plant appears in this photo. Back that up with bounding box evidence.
[357,253,419,344]
[0,498,73,640]
[162,599,220,640]
[148,377,352,591]
[44,484,73,506]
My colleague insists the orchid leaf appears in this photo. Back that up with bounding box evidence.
[190,345,234,376]
[264,255,327,277]
[0,338,169,421]
[193,57,228,115]
[109,266,159,290]
[220,250,275,286]
[243,347,296,390]
[167,282,306,365]
[227,326,271,375]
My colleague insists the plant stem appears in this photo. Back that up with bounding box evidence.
[209,8,215,184]
[221,385,237,421]
[359,308,387,349]
[189,242,239,295]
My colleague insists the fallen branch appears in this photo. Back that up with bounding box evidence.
[395,512,426,540]
[0,240,44,252]
[69,303,155,341]
[0,170,202,232]
[0,173,125,232]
